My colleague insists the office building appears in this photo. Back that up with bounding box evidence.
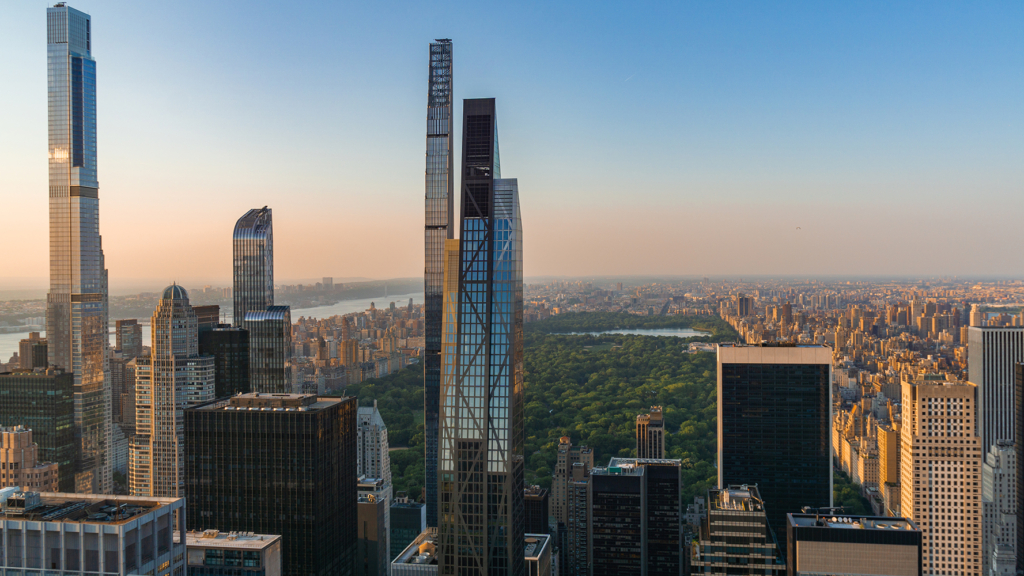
[437,98,525,576]
[115,319,143,359]
[46,3,111,495]
[246,306,293,393]
[423,38,453,528]
[0,368,76,491]
[185,393,357,576]
[982,442,1017,575]
[0,426,59,491]
[392,499,427,562]
[1017,363,1024,576]
[358,401,393,485]
[552,437,594,524]
[565,467,590,576]
[233,207,274,328]
[358,478,390,576]
[524,485,550,535]
[109,352,130,425]
[198,326,251,398]
[130,285,215,498]
[184,530,283,576]
[194,305,220,333]
[785,513,921,576]
[718,344,832,554]
[692,486,783,576]
[968,327,1024,451]
[524,535,552,576]
[589,458,682,576]
[18,332,47,370]
[899,376,982,576]
[393,528,439,576]
[636,406,666,459]
[0,490,185,575]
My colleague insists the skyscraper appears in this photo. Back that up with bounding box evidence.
[981,441,1017,576]
[247,306,293,393]
[130,285,214,498]
[552,437,594,525]
[46,3,111,495]
[233,207,274,328]
[898,376,982,576]
[185,393,357,576]
[636,405,665,459]
[717,344,832,556]
[424,38,454,528]
[692,486,783,576]
[967,327,1024,451]
[198,326,250,398]
[438,98,525,576]
[115,319,143,359]
[0,368,76,491]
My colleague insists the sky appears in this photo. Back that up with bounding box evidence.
[1,1,1022,291]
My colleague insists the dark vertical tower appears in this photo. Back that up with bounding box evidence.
[717,344,832,558]
[233,207,274,328]
[46,3,111,495]
[424,39,453,528]
[185,393,357,576]
[438,98,525,576]
[198,326,250,398]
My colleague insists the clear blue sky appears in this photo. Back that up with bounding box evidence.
[1,1,1021,288]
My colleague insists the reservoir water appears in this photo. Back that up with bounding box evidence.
[0,292,422,362]
[562,328,709,338]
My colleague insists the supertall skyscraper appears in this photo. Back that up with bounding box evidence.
[438,98,525,576]
[46,3,112,495]
[233,207,274,327]
[424,38,454,528]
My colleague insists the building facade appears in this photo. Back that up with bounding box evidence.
[392,500,427,563]
[981,441,1017,575]
[45,3,111,495]
[899,376,982,576]
[233,207,274,328]
[130,285,215,498]
[0,368,76,491]
[552,437,594,525]
[438,98,525,576]
[968,327,1024,452]
[198,326,251,398]
[423,38,454,529]
[185,530,283,576]
[18,333,47,370]
[357,478,390,576]
[358,402,393,486]
[115,319,143,359]
[524,485,549,536]
[785,513,921,576]
[246,306,293,393]
[0,426,59,491]
[717,344,832,554]
[636,406,666,459]
[185,393,357,576]
[0,491,185,576]
[692,486,784,576]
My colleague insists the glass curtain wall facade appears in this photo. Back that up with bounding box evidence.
[130,285,214,498]
[198,327,251,398]
[424,39,454,528]
[438,98,525,576]
[46,3,111,495]
[184,394,357,576]
[233,207,274,328]
[0,369,76,492]
[246,306,293,393]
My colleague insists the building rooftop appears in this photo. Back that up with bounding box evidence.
[788,513,919,532]
[192,393,345,412]
[524,534,550,560]
[393,528,438,566]
[0,491,179,524]
[182,529,281,550]
[709,485,765,512]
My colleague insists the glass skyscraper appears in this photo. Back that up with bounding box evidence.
[438,98,525,576]
[233,207,274,327]
[424,38,454,528]
[246,306,293,393]
[46,3,111,495]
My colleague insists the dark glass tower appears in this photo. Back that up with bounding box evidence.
[424,38,453,528]
[46,3,111,495]
[438,98,525,576]
[198,326,250,398]
[246,306,292,393]
[233,207,274,328]
[1016,363,1023,575]
[717,344,832,558]
[0,368,76,492]
[185,393,357,576]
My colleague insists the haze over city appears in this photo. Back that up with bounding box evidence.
[0,1,1021,289]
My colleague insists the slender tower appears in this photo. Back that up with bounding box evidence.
[233,207,274,328]
[424,38,453,527]
[439,98,525,576]
[46,3,112,494]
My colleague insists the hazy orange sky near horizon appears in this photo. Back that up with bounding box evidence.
[1,1,1021,287]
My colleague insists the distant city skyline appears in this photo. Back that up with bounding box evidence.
[1,2,1022,284]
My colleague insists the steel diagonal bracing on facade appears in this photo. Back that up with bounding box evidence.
[425,39,454,528]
